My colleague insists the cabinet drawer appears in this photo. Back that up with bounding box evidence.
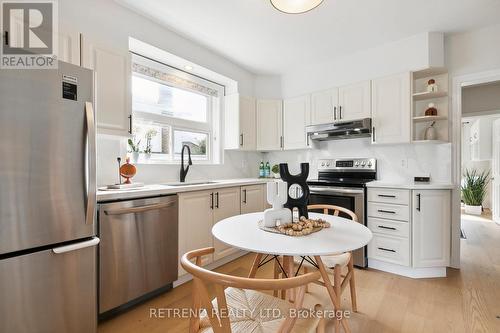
[368,234,410,266]
[368,217,409,238]
[368,202,409,221]
[368,188,410,205]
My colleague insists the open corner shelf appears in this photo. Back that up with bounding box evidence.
[412,91,448,101]
[412,115,447,123]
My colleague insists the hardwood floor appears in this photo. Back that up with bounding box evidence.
[98,217,500,333]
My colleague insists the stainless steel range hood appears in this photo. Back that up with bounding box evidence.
[306,118,372,141]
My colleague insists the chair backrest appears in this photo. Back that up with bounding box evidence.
[181,247,321,333]
[308,204,359,222]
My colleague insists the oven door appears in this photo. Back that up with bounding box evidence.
[308,186,367,267]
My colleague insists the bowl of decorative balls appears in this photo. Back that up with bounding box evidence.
[259,217,331,237]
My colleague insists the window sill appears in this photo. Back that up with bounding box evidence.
[127,154,219,166]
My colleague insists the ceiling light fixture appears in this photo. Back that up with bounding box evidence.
[270,0,324,14]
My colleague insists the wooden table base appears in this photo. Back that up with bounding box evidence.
[247,253,351,333]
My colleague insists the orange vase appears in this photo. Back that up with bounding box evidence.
[119,157,137,184]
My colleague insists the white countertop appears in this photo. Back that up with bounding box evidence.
[97,178,272,202]
[366,180,458,190]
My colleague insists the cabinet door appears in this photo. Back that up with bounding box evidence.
[213,187,241,261]
[58,30,80,66]
[283,95,311,150]
[371,72,411,144]
[178,190,214,276]
[240,96,257,150]
[256,99,283,151]
[338,80,371,122]
[412,190,451,267]
[311,88,338,125]
[81,36,131,136]
[241,185,265,214]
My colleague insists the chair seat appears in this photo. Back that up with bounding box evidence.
[198,287,321,333]
[295,253,351,269]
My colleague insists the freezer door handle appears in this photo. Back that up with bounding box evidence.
[52,237,100,254]
[85,102,97,225]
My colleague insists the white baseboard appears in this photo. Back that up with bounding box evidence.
[368,259,447,278]
[173,250,249,287]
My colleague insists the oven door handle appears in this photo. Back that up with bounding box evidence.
[309,186,365,195]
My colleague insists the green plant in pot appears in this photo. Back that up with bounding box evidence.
[271,164,280,178]
[461,169,490,215]
[128,138,141,161]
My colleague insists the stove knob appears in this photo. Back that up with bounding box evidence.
[326,162,331,167]
[361,161,366,167]
[367,161,372,167]
[321,162,325,167]
[354,161,360,167]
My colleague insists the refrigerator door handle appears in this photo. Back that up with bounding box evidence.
[85,102,97,225]
[52,237,100,254]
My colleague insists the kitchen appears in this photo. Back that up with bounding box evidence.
[1,0,500,332]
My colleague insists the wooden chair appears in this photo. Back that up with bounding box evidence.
[297,204,359,313]
[181,247,327,333]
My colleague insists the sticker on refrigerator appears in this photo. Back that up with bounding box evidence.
[62,75,78,101]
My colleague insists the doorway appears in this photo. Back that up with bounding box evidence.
[460,82,500,244]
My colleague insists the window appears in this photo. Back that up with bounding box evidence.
[129,54,224,163]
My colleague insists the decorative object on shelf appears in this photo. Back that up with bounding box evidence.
[425,103,438,116]
[427,78,438,92]
[258,216,330,237]
[271,164,280,178]
[424,121,437,140]
[461,169,490,215]
[263,181,292,227]
[119,157,137,184]
[270,0,324,14]
[279,163,310,218]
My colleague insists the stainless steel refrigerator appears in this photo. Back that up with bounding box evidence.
[0,61,98,333]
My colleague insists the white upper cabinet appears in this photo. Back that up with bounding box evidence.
[81,35,132,136]
[256,99,283,151]
[371,72,411,144]
[412,190,451,268]
[311,88,338,125]
[239,96,257,150]
[58,30,80,66]
[283,95,311,150]
[224,95,256,151]
[338,80,371,122]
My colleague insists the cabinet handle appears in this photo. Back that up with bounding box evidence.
[240,134,244,146]
[378,225,397,231]
[378,209,396,214]
[372,126,376,142]
[339,106,342,119]
[378,247,396,253]
[280,136,284,148]
[215,192,219,208]
[378,194,396,198]
[417,193,421,211]
[128,115,133,134]
[333,106,337,120]
[210,193,214,209]
[243,189,247,204]
[4,31,8,46]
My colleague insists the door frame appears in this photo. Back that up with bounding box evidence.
[451,68,500,268]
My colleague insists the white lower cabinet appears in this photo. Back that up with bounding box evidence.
[241,185,265,214]
[367,187,451,277]
[412,190,451,267]
[213,187,241,261]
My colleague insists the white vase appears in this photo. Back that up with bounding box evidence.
[464,204,482,215]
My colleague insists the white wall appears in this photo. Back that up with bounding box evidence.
[59,0,262,186]
[264,140,451,183]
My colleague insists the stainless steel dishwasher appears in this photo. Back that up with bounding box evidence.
[98,195,178,315]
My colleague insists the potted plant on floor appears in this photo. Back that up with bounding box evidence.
[461,169,490,215]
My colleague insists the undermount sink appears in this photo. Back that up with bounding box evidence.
[162,181,218,187]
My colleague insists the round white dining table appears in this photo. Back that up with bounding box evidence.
[212,212,373,333]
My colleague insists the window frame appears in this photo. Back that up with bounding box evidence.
[130,54,224,164]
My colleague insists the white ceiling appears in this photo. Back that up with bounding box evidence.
[117,0,500,75]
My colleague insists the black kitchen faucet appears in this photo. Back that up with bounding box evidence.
[180,144,192,182]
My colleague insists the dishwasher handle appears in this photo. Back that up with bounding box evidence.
[104,201,176,215]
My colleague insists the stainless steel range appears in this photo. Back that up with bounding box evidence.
[307,158,377,268]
